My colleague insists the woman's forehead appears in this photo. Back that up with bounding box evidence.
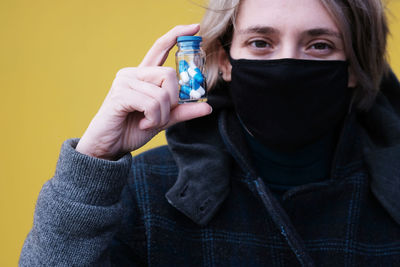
[235,0,340,34]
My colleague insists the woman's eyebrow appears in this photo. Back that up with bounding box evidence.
[304,28,342,39]
[236,26,280,36]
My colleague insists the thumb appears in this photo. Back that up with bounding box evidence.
[164,102,212,129]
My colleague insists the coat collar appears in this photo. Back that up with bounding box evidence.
[165,86,233,226]
[359,70,400,225]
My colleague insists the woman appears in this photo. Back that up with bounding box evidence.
[20,0,400,266]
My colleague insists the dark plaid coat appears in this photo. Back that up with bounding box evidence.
[20,72,400,266]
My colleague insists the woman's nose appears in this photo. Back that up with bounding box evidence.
[274,39,300,59]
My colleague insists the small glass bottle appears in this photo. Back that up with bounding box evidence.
[175,36,207,103]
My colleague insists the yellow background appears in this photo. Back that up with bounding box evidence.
[0,0,399,265]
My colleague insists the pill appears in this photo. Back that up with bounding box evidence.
[188,67,204,84]
[187,67,196,77]
[180,85,191,95]
[190,90,202,99]
[179,91,190,100]
[196,87,206,96]
[187,66,200,76]
[179,79,186,86]
[180,84,201,100]
[193,72,204,84]
[179,60,189,72]
[188,60,205,84]
[189,79,200,90]
[180,71,190,83]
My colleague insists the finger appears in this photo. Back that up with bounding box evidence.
[164,102,213,129]
[134,67,179,107]
[139,24,200,67]
[118,66,179,108]
[117,88,162,130]
[123,78,171,127]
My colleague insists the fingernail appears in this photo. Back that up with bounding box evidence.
[190,23,200,27]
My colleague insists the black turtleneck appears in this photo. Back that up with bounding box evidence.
[243,125,340,197]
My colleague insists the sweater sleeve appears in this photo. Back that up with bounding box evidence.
[19,138,134,266]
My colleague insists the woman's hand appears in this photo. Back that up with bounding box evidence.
[76,24,212,160]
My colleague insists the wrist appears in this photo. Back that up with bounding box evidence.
[76,139,116,161]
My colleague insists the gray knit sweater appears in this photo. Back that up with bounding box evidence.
[19,138,132,266]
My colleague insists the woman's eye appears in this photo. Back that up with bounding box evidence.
[310,42,332,50]
[250,40,271,48]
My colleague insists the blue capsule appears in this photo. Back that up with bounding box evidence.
[189,79,200,90]
[193,72,204,84]
[179,91,190,100]
[180,85,192,95]
[188,67,204,84]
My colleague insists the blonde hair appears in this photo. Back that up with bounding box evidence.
[198,0,389,111]
[198,0,240,89]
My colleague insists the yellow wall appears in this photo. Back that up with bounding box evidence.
[0,0,399,266]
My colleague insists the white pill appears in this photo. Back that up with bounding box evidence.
[188,67,197,78]
[180,72,190,83]
[190,90,201,99]
[196,87,205,96]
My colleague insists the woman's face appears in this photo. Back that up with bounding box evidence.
[219,0,356,86]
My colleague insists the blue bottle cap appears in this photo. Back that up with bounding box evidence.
[177,36,202,43]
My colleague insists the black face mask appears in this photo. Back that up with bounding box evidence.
[228,57,353,152]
